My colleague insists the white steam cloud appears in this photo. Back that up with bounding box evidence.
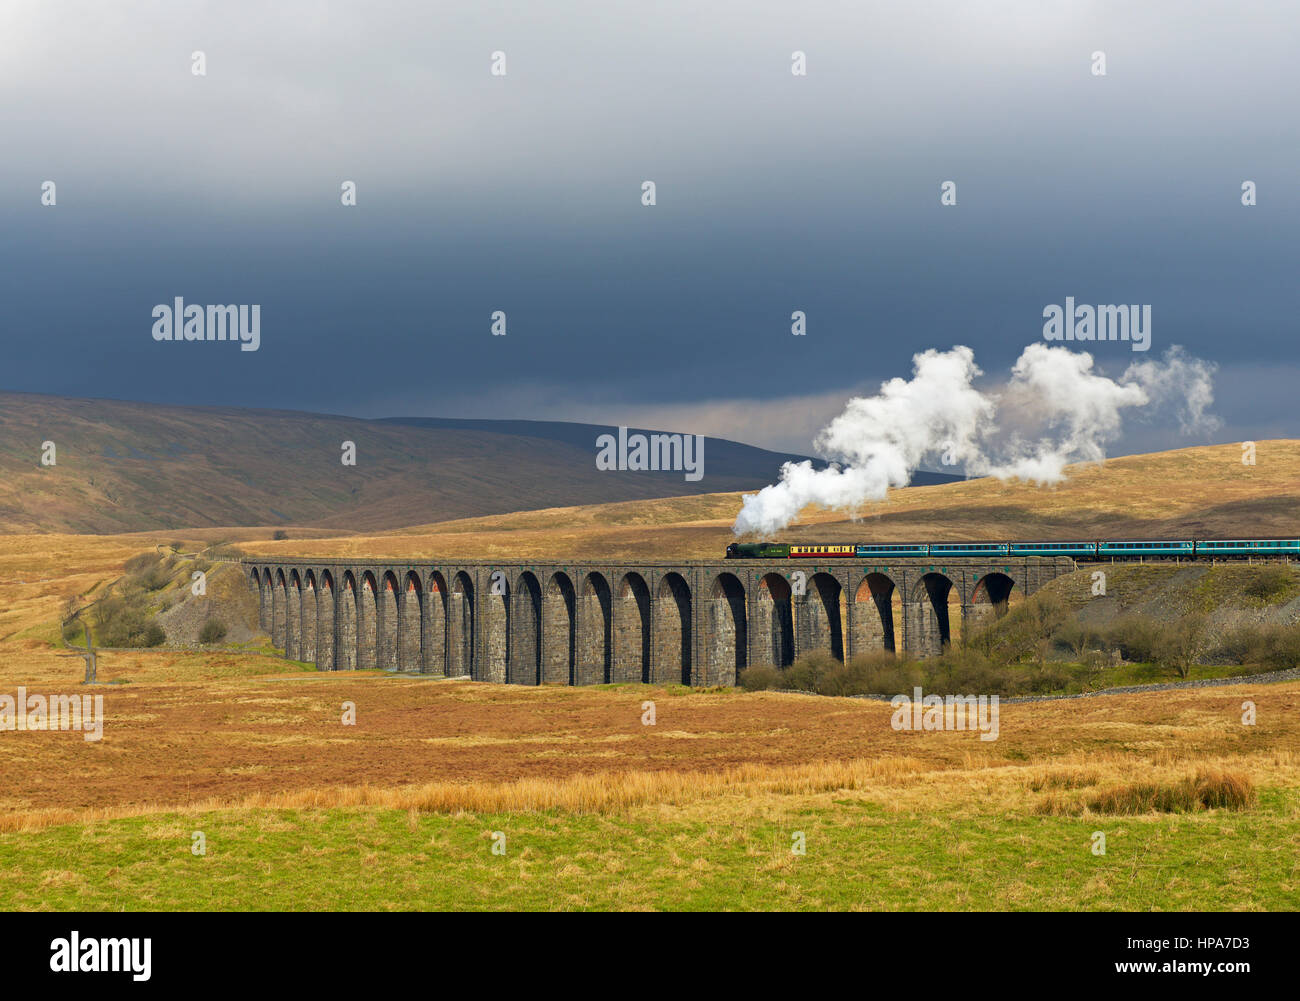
[732,344,1220,537]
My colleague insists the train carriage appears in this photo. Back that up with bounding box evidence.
[926,542,1009,557]
[1195,538,1300,558]
[726,537,1297,560]
[1010,541,1097,558]
[789,544,856,558]
[1097,540,1196,559]
[854,543,928,559]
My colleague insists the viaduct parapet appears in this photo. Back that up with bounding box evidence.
[243,556,1077,686]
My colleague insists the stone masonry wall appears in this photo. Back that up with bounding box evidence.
[246,556,1077,682]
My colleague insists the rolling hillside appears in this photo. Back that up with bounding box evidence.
[0,390,1291,557]
[236,439,1300,561]
[0,393,909,535]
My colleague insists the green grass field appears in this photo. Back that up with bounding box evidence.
[4,782,1296,911]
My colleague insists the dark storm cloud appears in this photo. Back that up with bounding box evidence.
[1,0,1295,452]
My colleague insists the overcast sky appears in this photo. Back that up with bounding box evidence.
[1,0,1296,453]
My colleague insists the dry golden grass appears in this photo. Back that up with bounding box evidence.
[1079,769,1257,815]
[2,745,1292,839]
[1,440,1298,850]
[1034,772,1255,816]
[3,520,1298,837]
[0,756,930,834]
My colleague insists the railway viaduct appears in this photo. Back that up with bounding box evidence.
[244,556,1077,686]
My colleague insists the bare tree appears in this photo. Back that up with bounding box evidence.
[1158,614,1210,679]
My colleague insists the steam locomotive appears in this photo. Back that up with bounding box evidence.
[725,538,1300,560]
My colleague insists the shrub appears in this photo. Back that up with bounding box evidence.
[1243,566,1296,604]
[782,650,841,693]
[122,551,173,592]
[821,653,919,697]
[273,529,289,541]
[1053,618,1104,660]
[123,551,160,574]
[1100,613,1209,678]
[199,619,228,644]
[91,594,166,648]
[1216,621,1300,670]
[965,592,1069,663]
[1024,661,1074,693]
[90,595,126,641]
[737,665,781,691]
[1211,625,1255,664]
[1255,623,1300,670]
[1154,614,1211,679]
[923,646,1001,694]
[1104,614,1165,663]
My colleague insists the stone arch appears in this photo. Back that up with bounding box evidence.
[425,571,448,675]
[287,570,302,660]
[481,570,509,683]
[448,572,474,678]
[801,572,844,662]
[853,573,897,655]
[301,570,318,664]
[614,573,651,683]
[250,569,268,631]
[544,572,576,685]
[338,572,358,670]
[399,571,424,672]
[754,573,794,668]
[379,571,400,671]
[655,572,692,685]
[508,572,540,685]
[967,571,1016,636]
[706,573,747,686]
[906,572,955,658]
[357,571,379,670]
[579,573,613,685]
[272,569,287,651]
[316,571,335,670]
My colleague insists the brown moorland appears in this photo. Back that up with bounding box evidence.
[1,440,1297,844]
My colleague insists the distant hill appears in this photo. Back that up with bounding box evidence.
[0,393,961,534]
[379,415,960,487]
[238,440,1300,563]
